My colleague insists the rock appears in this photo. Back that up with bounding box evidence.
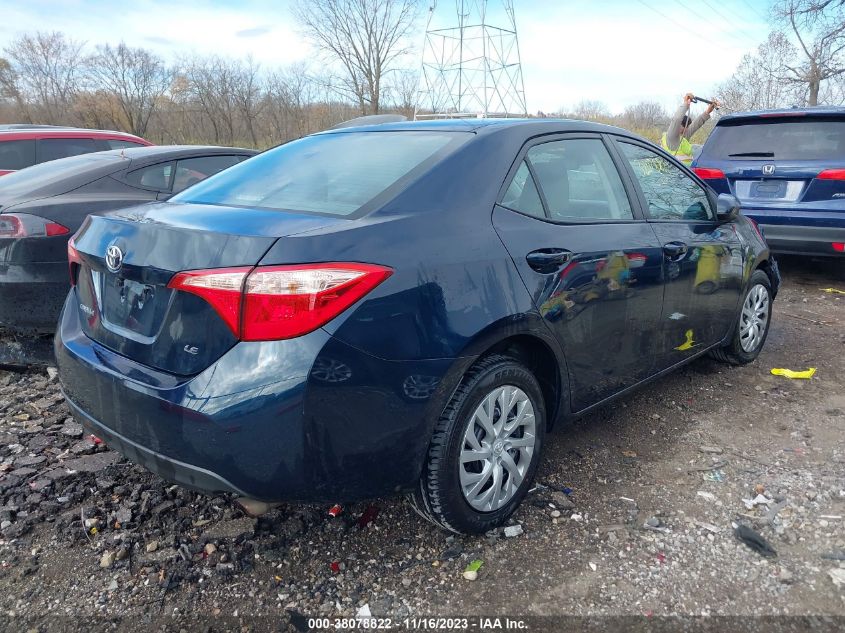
[202,517,255,540]
[550,510,561,519]
[646,516,661,528]
[204,543,217,556]
[107,579,118,592]
[63,452,119,473]
[830,568,845,588]
[462,570,478,581]
[699,446,723,454]
[46,367,58,381]
[777,567,794,584]
[100,551,115,568]
[503,524,523,538]
[551,491,575,509]
[15,455,46,467]
[145,541,159,553]
[60,421,83,438]
[83,518,101,530]
[0,520,10,530]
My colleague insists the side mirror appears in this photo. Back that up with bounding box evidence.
[716,193,740,222]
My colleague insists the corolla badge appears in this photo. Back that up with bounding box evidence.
[762,164,775,176]
[105,245,124,273]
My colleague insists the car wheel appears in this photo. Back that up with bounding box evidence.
[410,354,546,534]
[710,269,772,365]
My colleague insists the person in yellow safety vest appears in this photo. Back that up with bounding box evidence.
[661,92,719,165]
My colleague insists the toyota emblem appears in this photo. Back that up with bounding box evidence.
[105,245,124,273]
[762,164,775,176]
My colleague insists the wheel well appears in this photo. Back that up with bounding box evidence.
[481,335,562,429]
[755,259,778,297]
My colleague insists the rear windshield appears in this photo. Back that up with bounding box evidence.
[171,131,468,216]
[0,151,125,199]
[702,118,845,161]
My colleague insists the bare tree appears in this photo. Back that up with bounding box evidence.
[621,101,668,130]
[384,68,419,118]
[293,0,420,114]
[773,0,845,105]
[86,43,171,136]
[716,31,805,111]
[0,57,30,121]
[230,57,264,147]
[571,99,610,121]
[3,31,85,124]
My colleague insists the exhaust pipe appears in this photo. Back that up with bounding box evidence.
[235,498,282,517]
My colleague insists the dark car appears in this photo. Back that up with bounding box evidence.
[0,146,257,336]
[0,124,151,176]
[56,120,779,534]
[692,107,845,257]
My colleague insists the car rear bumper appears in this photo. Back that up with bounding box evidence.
[55,292,459,501]
[753,223,845,257]
[0,261,68,333]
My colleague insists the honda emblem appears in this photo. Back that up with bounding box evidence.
[762,164,775,176]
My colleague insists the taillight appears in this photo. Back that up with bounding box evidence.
[168,263,392,341]
[817,169,845,180]
[0,212,69,237]
[67,236,83,286]
[833,242,845,253]
[693,167,726,180]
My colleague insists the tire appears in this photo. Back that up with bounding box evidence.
[710,269,772,365]
[410,354,546,534]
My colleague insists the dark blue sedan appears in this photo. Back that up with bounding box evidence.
[693,107,845,257]
[56,120,779,534]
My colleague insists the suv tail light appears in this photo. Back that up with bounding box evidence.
[817,169,845,180]
[0,212,69,238]
[168,263,393,341]
[693,167,726,180]
[67,236,83,286]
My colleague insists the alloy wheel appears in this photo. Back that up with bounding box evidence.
[460,385,536,512]
[739,283,770,353]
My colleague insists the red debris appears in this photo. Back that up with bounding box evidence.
[89,434,104,445]
[357,504,380,529]
[328,504,343,517]
[330,561,341,573]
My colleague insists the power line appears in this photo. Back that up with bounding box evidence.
[677,0,761,50]
[633,0,724,47]
[698,0,769,46]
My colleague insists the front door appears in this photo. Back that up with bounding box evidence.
[493,135,665,412]
[613,139,744,370]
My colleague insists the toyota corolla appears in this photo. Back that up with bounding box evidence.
[56,120,779,534]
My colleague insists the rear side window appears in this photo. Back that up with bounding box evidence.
[0,139,36,170]
[126,162,174,190]
[106,139,146,150]
[172,132,468,216]
[172,155,245,193]
[527,138,633,221]
[38,138,98,163]
[501,161,544,218]
[702,119,845,161]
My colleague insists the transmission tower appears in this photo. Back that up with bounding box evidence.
[415,1,528,119]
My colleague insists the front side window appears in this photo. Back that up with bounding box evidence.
[172,155,245,193]
[172,131,469,217]
[525,138,634,221]
[618,142,712,221]
[38,138,98,163]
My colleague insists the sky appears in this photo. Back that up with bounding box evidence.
[0,0,774,115]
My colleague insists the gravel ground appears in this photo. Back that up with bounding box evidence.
[0,256,843,629]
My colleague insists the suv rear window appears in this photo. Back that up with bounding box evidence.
[172,131,468,216]
[701,118,845,161]
[0,139,36,170]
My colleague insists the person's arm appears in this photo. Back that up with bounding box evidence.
[683,98,719,139]
[666,93,693,150]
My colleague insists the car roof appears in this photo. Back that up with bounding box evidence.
[317,117,633,137]
[718,106,845,124]
[97,145,258,160]
[0,126,148,141]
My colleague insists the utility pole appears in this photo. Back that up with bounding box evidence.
[415,0,528,119]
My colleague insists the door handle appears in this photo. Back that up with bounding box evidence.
[663,241,688,259]
[526,248,573,273]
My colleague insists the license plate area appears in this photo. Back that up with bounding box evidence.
[751,181,786,198]
[734,179,805,203]
[93,270,170,339]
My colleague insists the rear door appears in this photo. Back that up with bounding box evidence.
[492,133,665,412]
[614,139,743,370]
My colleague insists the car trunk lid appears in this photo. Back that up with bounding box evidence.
[71,201,342,375]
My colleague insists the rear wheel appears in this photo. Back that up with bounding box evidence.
[710,269,772,365]
[410,355,546,534]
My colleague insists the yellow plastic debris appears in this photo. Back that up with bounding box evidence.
[675,329,696,351]
[771,367,816,379]
[822,288,845,295]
